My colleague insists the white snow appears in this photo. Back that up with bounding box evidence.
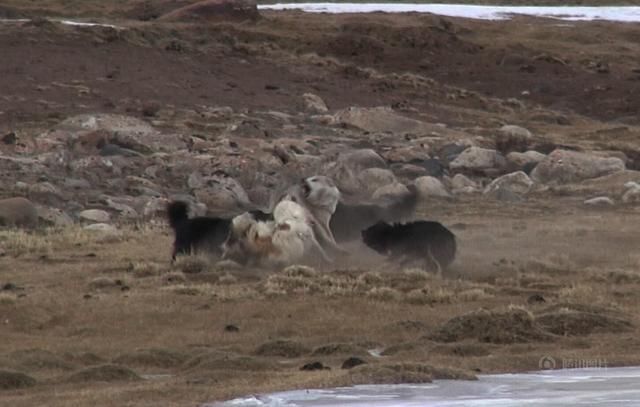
[258,3,640,22]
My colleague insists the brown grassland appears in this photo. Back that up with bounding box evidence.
[2,0,640,405]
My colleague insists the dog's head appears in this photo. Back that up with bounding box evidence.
[361,221,392,254]
[301,175,340,214]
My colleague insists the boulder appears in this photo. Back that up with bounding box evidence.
[449,147,506,173]
[357,168,397,195]
[79,209,111,223]
[451,174,478,193]
[484,171,534,196]
[506,151,546,171]
[333,107,465,137]
[0,197,38,228]
[192,171,253,215]
[531,149,625,184]
[302,93,329,113]
[499,124,533,139]
[372,182,410,203]
[326,149,387,194]
[414,176,450,199]
[584,197,615,207]
[622,186,640,204]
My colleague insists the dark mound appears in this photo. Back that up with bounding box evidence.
[159,0,260,23]
[536,308,632,336]
[0,370,36,390]
[255,340,310,358]
[113,348,189,369]
[428,308,555,344]
[184,351,277,371]
[66,364,141,383]
[347,363,476,385]
[311,343,367,357]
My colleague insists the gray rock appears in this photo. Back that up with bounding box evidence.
[79,209,111,223]
[499,124,533,139]
[531,149,625,184]
[302,93,329,113]
[622,186,640,204]
[333,106,465,137]
[449,147,506,172]
[357,168,397,195]
[484,171,534,196]
[506,151,546,170]
[371,182,410,203]
[193,171,253,215]
[584,197,615,207]
[83,223,119,234]
[451,174,478,193]
[414,176,451,198]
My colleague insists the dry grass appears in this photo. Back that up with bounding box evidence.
[0,204,639,406]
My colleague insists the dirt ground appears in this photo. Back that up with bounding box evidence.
[2,2,640,406]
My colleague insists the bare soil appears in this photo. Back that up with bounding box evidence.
[1,2,640,406]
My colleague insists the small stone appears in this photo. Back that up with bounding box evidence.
[224,324,240,332]
[584,197,615,207]
[79,209,111,223]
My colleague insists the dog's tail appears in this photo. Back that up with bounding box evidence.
[167,201,189,230]
[383,183,419,222]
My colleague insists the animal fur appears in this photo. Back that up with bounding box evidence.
[280,175,345,256]
[222,200,331,267]
[166,200,270,262]
[361,220,456,274]
[0,197,38,228]
[330,184,418,243]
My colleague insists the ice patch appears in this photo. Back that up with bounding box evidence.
[258,4,640,22]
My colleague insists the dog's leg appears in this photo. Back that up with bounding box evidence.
[426,247,443,277]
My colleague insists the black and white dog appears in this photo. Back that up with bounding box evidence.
[166,200,270,262]
[361,220,457,274]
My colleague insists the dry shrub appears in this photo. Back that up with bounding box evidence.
[113,348,188,369]
[255,340,310,358]
[428,306,555,344]
[311,343,367,357]
[129,261,166,278]
[0,292,17,305]
[346,363,476,386]
[8,349,74,371]
[184,351,277,372]
[172,255,211,274]
[66,364,141,383]
[405,287,453,305]
[366,287,402,302]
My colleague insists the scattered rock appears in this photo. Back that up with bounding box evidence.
[527,294,547,304]
[334,107,461,136]
[622,185,640,204]
[83,223,119,234]
[371,182,410,203]
[499,124,533,139]
[302,93,329,113]
[531,149,625,184]
[78,209,111,223]
[357,168,397,195]
[342,357,367,369]
[0,197,39,228]
[414,176,450,198]
[450,174,478,193]
[507,150,546,170]
[584,196,615,207]
[224,324,240,332]
[484,171,533,196]
[449,147,506,173]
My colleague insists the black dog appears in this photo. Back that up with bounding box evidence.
[361,220,456,273]
[167,201,271,262]
[330,184,418,243]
